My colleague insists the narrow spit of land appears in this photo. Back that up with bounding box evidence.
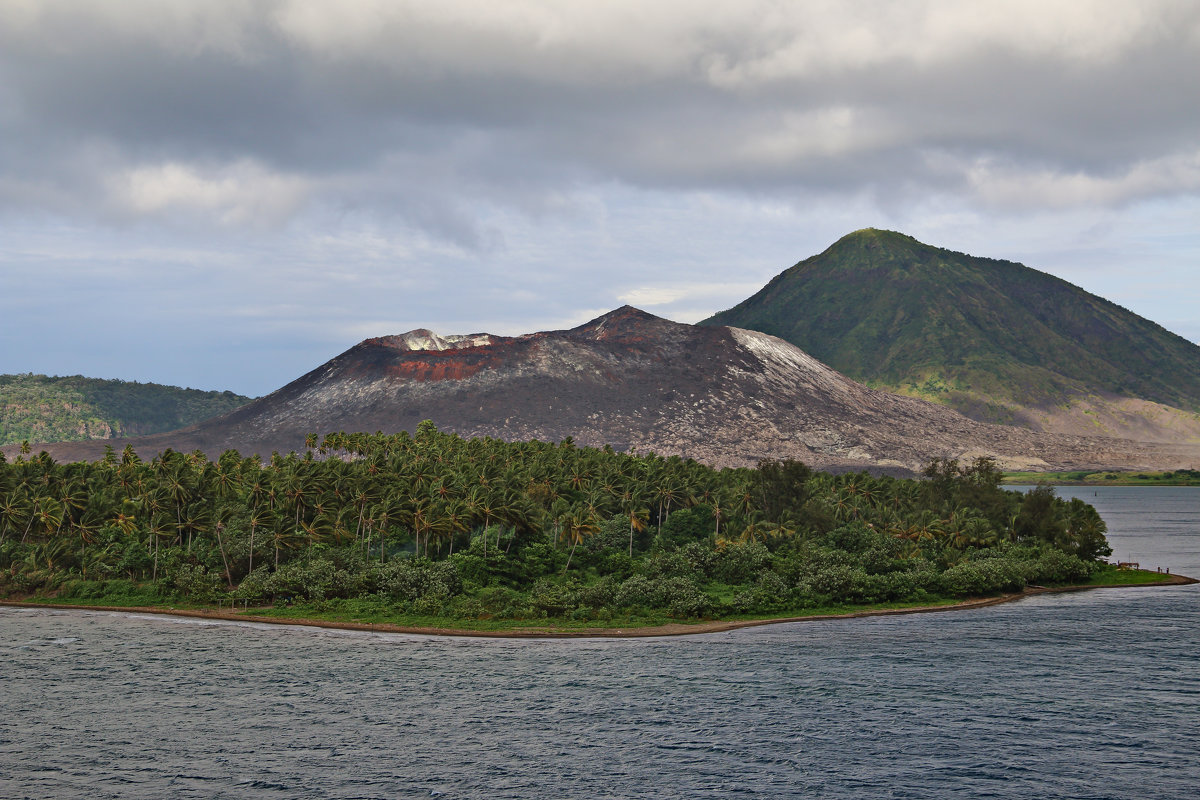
[4,573,1193,639]
[1002,469,1200,486]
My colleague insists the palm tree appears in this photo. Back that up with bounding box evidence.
[619,492,649,557]
[179,503,212,553]
[498,488,535,554]
[349,482,380,546]
[958,517,996,548]
[55,478,89,537]
[371,495,398,562]
[271,518,305,570]
[710,492,730,540]
[652,480,682,527]
[212,509,235,589]
[0,491,30,542]
[25,496,64,543]
[156,461,192,547]
[210,456,243,500]
[903,510,944,543]
[406,496,446,558]
[561,509,599,574]
[297,513,333,547]
[74,504,108,564]
[246,506,274,576]
[441,499,470,556]
[474,492,505,556]
[739,519,768,545]
[147,515,172,581]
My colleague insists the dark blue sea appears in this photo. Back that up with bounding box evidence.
[3,487,1198,799]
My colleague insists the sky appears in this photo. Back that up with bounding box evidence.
[2,0,1198,397]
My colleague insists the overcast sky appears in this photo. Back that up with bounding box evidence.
[3,0,1198,396]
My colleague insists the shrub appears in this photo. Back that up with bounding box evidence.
[413,589,449,616]
[808,564,861,600]
[262,558,335,602]
[578,576,618,609]
[614,573,711,617]
[712,541,771,584]
[615,574,659,609]
[448,552,490,586]
[374,558,463,603]
[824,522,881,554]
[584,517,630,554]
[171,562,222,602]
[729,589,760,614]
[679,541,716,577]
[939,560,1025,597]
[1023,547,1092,585]
[56,578,152,602]
[476,586,526,617]
[742,570,790,612]
[528,578,578,617]
[637,551,695,581]
[594,551,635,581]
[233,565,271,601]
[658,506,714,547]
[859,543,910,576]
[510,542,562,582]
[661,576,712,618]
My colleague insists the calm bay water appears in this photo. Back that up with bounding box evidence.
[2,487,1198,799]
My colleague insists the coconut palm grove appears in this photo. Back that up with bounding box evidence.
[0,423,1116,627]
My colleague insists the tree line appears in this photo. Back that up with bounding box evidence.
[0,422,1112,622]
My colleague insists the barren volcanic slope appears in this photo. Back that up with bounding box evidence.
[16,307,1199,474]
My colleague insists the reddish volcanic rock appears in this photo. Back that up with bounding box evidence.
[15,307,1200,473]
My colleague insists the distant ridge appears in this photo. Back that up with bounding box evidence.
[702,229,1200,443]
[0,373,253,447]
[10,308,1198,474]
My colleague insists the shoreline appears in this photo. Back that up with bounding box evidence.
[3,574,1194,639]
[1001,481,1200,488]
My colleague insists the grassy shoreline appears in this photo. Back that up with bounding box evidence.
[4,569,1193,639]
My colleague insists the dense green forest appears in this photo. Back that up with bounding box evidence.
[0,373,253,446]
[0,424,1116,626]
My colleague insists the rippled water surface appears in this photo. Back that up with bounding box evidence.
[3,487,1198,799]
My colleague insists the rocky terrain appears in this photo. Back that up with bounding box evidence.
[12,307,1199,474]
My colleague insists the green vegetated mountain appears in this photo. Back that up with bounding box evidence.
[0,374,254,447]
[702,229,1200,443]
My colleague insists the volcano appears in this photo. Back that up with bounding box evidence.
[16,307,1199,473]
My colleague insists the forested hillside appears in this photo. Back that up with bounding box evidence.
[703,230,1200,439]
[0,374,253,446]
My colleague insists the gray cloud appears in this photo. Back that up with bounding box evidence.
[5,1,1199,229]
